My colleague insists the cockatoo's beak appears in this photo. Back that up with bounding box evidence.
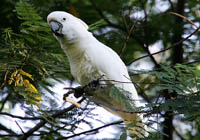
[49,20,63,37]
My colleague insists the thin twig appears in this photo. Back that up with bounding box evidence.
[15,121,25,134]
[0,68,9,90]
[129,60,200,76]
[120,16,136,57]
[169,12,198,28]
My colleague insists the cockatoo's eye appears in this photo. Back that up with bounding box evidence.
[63,18,66,21]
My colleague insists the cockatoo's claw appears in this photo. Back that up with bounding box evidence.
[63,90,74,100]
[63,86,85,100]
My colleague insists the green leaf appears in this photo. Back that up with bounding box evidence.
[88,19,107,31]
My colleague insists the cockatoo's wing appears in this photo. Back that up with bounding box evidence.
[86,40,139,103]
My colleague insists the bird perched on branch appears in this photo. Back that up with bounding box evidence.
[47,11,146,139]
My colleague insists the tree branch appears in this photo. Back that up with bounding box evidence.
[56,120,123,140]
[0,112,42,120]
[18,98,85,140]
[127,26,200,65]
[169,12,199,28]
[0,123,17,135]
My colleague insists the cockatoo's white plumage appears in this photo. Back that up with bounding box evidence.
[47,11,145,139]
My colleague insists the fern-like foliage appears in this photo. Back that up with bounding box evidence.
[153,64,200,118]
[153,64,200,94]
[15,1,51,42]
[0,1,71,107]
[109,86,134,111]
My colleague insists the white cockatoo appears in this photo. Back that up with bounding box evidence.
[47,11,145,139]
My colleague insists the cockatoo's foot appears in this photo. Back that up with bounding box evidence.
[63,89,81,107]
[88,78,100,90]
[88,79,106,90]
[63,90,74,100]
[63,86,85,99]
[88,75,106,90]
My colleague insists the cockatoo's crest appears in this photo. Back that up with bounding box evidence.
[74,16,89,30]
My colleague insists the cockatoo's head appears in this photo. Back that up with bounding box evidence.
[47,11,89,44]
